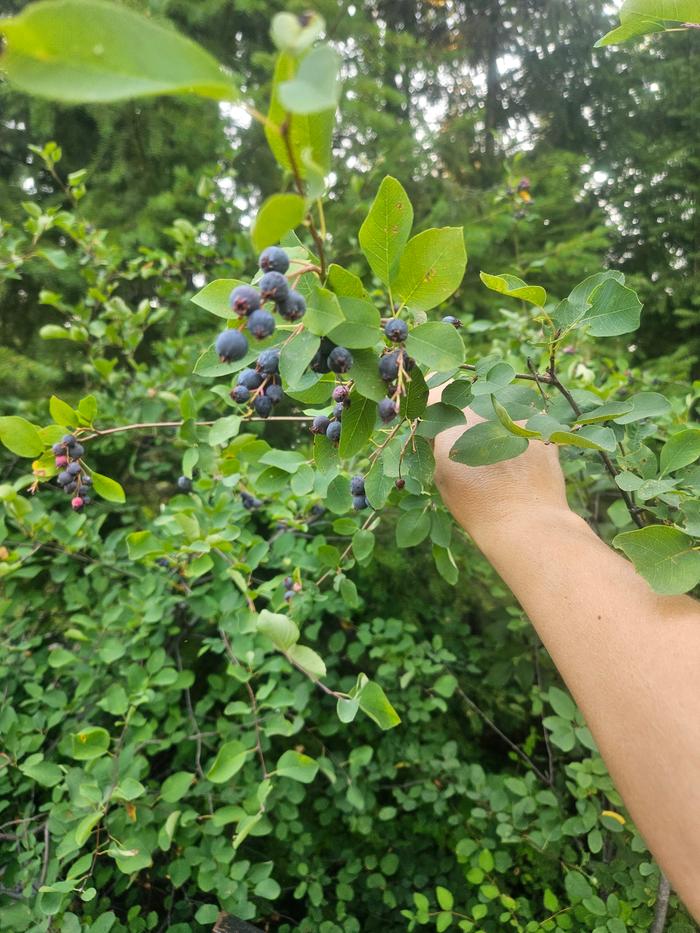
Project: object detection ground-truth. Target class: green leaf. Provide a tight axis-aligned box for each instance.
[89,471,126,503]
[349,348,387,402]
[406,322,465,371]
[352,529,375,562]
[276,749,319,783]
[75,811,102,847]
[191,278,243,320]
[0,0,236,103]
[491,396,542,438]
[613,526,700,595]
[402,436,435,486]
[126,531,163,560]
[549,426,617,452]
[449,421,528,466]
[338,392,377,458]
[582,278,643,336]
[436,886,454,911]
[565,870,593,901]
[613,392,671,424]
[207,415,241,447]
[358,681,401,730]
[659,429,700,475]
[479,271,546,307]
[416,403,466,438]
[471,361,516,397]
[160,771,194,803]
[69,726,110,761]
[337,695,360,723]
[396,509,431,548]
[49,395,77,427]
[326,263,367,299]
[358,176,414,286]
[551,271,624,330]
[400,368,429,420]
[0,416,44,457]
[596,0,700,46]
[574,401,634,425]
[329,297,382,348]
[433,545,458,585]
[304,287,345,336]
[392,227,467,313]
[257,610,300,651]
[549,686,576,721]
[206,741,250,783]
[278,43,341,114]
[18,755,63,788]
[251,193,306,253]
[279,328,320,387]
[287,644,327,680]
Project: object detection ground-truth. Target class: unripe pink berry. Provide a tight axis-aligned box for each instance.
[292,582,302,593]
[55,455,68,467]
[71,497,84,510]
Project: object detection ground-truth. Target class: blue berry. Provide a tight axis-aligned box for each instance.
[259,271,289,303]
[310,415,331,435]
[333,402,345,419]
[259,246,290,274]
[61,434,75,445]
[216,328,249,362]
[327,346,354,374]
[247,310,276,340]
[52,442,64,455]
[254,395,273,418]
[326,420,342,444]
[350,475,365,496]
[332,385,349,403]
[352,495,369,511]
[81,475,92,487]
[384,318,408,342]
[257,348,280,374]
[66,462,81,476]
[265,384,284,404]
[68,442,85,459]
[379,351,400,381]
[237,368,263,390]
[57,470,72,486]
[229,284,261,316]
[278,290,306,321]
[231,385,250,404]
[177,476,192,492]
[241,492,263,510]
[442,315,462,328]
[378,398,398,424]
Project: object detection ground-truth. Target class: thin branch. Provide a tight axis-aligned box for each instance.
[460,363,555,385]
[526,358,549,409]
[280,118,327,276]
[83,415,313,441]
[219,628,270,781]
[651,873,671,933]
[37,822,50,889]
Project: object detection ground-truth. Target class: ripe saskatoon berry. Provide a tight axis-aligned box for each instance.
[327,346,354,374]
[259,246,290,274]
[259,271,289,303]
[284,576,294,589]
[57,470,72,486]
[237,368,264,390]
[257,348,280,374]
[265,384,284,405]
[254,395,274,418]
[395,478,406,490]
[442,315,462,328]
[177,476,192,492]
[241,492,263,510]
[64,481,77,494]
[350,475,365,496]
[69,442,85,459]
[66,461,81,476]
[378,398,398,424]
[52,442,64,455]
[352,495,370,510]
[332,385,349,403]
[326,420,342,444]
[231,385,250,404]
[384,318,408,342]
[333,402,345,419]
[310,338,335,374]
[216,328,249,362]
[55,455,68,468]
[82,475,92,487]
[278,291,306,321]
[71,496,84,511]
[379,351,400,381]
[247,309,276,340]
[62,435,75,445]
[229,284,261,316]
[310,415,331,435]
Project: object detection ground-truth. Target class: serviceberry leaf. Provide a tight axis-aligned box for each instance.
[304,288,345,336]
[280,329,320,386]
[405,322,465,372]
[338,392,377,458]
[49,395,78,428]
[392,227,467,313]
[252,193,306,253]
[450,421,529,466]
[330,298,382,349]
[479,271,546,307]
[491,396,542,438]
[275,750,320,783]
[0,416,44,457]
[400,368,429,420]
[596,0,699,47]
[396,509,431,548]
[90,471,126,504]
[191,279,246,320]
[614,526,700,595]
[206,741,250,783]
[326,263,368,299]
[358,176,414,286]
[582,278,643,336]
[416,403,466,439]
[357,681,401,730]
[659,429,700,475]
[278,44,341,114]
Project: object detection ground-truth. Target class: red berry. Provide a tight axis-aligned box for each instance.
[55,455,68,467]
[71,496,84,510]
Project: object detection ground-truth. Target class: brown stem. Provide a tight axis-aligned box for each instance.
[219,628,269,780]
[83,415,313,441]
[280,117,327,277]
[651,873,671,933]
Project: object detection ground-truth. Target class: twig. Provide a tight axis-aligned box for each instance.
[37,822,50,889]
[83,415,313,441]
[651,873,671,933]
[526,358,549,409]
[219,628,269,781]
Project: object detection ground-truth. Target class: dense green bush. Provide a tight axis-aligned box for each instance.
[0,2,698,931]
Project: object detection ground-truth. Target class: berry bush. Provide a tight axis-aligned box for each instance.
[0,2,698,931]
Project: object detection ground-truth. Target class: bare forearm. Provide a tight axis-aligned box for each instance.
[473,506,700,918]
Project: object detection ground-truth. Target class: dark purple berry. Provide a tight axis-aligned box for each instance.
[68,442,85,459]
[257,348,280,374]
[259,246,290,274]
[284,590,295,602]
[442,315,462,328]
[81,475,92,487]
[254,395,273,418]
[395,478,406,490]
[177,476,192,492]
[379,351,400,381]
[310,339,335,374]
[231,385,250,404]
[384,318,408,342]
[229,284,261,316]
[259,271,289,303]
[52,442,64,455]
[350,475,365,496]
[332,385,349,403]
[310,415,331,435]
[326,420,342,444]
[247,310,276,340]
[284,576,294,589]
[327,346,354,374]
[64,481,77,495]
[265,384,284,405]
[241,492,263,510]
[66,461,81,476]
[333,402,345,419]
[378,398,398,424]
[216,328,249,363]
[237,368,264,390]
[278,291,306,321]
[352,495,370,511]
[62,435,75,445]
[57,470,72,486]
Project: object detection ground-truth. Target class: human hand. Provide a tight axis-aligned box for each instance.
[429,385,571,547]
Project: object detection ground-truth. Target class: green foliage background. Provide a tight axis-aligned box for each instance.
[0,1,698,931]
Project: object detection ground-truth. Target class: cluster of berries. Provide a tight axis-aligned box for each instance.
[241,491,263,510]
[350,474,370,511]
[309,383,351,444]
[53,435,91,510]
[283,575,302,603]
[230,348,283,419]
[215,247,306,365]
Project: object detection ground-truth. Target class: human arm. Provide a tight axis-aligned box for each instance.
[432,401,700,920]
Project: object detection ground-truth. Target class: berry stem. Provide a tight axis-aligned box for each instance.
[83,416,314,440]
